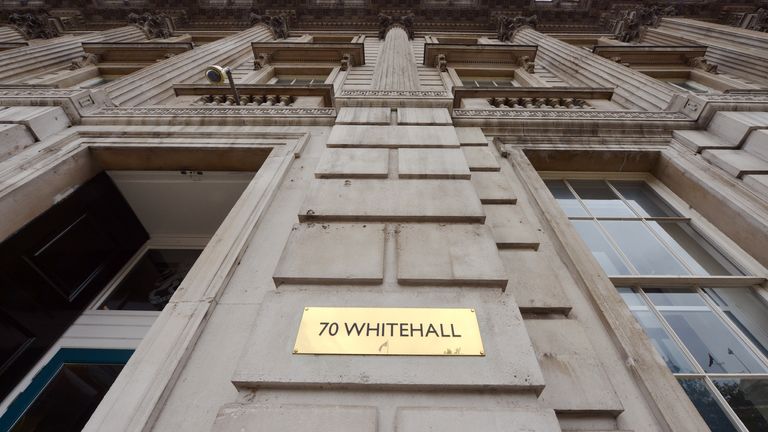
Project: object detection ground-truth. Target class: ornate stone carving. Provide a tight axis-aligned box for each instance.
[128,12,173,39]
[253,52,270,70]
[516,55,535,73]
[611,5,676,43]
[8,12,59,39]
[452,108,689,120]
[489,97,593,110]
[340,53,353,71]
[435,54,447,72]
[249,13,288,39]
[742,8,768,32]
[497,14,537,43]
[340,90,450,97]
[378,13,415,39]
[687,56,718,73]
[69,53,99,70]
[91,106,336,117]
[194,94,296,106]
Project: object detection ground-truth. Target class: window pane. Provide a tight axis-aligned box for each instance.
[544,180,588,217]
[617,287,645,307]
[645,288,709,308]
[600,221,689,275]
[648,222,742,276]
[101,249,202,311]
[610,180,678,217]
[10,363,123,432]
[706,288,768,358]
[633,310,698,373]
[713,378,768,431]
[568,180,635,217]
[572,220,631,275]
[661,309,768,373]
[677,379,739,432]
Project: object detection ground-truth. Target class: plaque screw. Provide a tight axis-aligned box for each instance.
[471,309,475,313]
[293,349,298,353]
[305,307,309,311]
[480,351,485,355]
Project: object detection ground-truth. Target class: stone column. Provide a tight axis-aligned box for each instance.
[513,27,676,111]
[0,26,26,43]
[642,18,768,87]
[373,26,420,90]
[0,26,147,84]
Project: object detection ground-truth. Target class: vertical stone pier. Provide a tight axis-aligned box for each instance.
[373,26,420,90]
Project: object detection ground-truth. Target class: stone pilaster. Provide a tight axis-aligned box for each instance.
[373,26,420,91]
[642,17,768,86]
[104,24,274,106]
[0,25,26,43]
[0,26,147,84]
[513,27,676,111]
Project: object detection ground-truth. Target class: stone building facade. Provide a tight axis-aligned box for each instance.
[0,1,767,431]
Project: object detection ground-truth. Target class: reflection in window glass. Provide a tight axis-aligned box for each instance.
[544,180,587,217]
[713,378,768,431]
[645,289,709,308]
[600,221,689,275]
[706,288,768,358]
[10,363,123,432]
[572,220,631,275]
[610,180,677,217]
[633,310,698,373]
[568,180,635,217]
[661,310,767,374]
[648,222,741,276]
[678,379,739,432]
[101,249,202,311]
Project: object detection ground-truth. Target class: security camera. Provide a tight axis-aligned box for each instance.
[204,65,229,84]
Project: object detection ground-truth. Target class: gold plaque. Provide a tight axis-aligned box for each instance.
[293,307,484,356]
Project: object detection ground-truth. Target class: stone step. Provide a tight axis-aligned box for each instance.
[0,123,35,161]
[742,129,768,162]
[673,130,734,153]
[462,146,500,171]
[398,148,470,179]
[743,174,768,199]
[701,149,768,178]
[299,179,485,223]
[707,111,768,147]
[327,125,459,148]
[0,106,69,140]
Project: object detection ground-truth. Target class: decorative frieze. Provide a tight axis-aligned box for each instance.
[340,90,450,97]
[452,109,689,120]
[89,106,336,117]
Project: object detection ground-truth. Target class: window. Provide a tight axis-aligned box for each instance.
[461,78,517,88]
[99,248,203,311]
[271,76,326,85]
[545,176,768,431]
[667,80,713,94]
[0,348,132,432]
[544,179,741,276]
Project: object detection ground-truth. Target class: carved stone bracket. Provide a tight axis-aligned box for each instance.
[69,53,99,70]
[340,53,353,71]
[253,52,270,70]
[497,14,537,43]
[249,13,289,39]
[378,13,415,39]
[8,12,60,39]
[435,54,447,72]
[517,55,535,73]
[741,8,768,32]
[128,12,173,39]
[687,56,718,73]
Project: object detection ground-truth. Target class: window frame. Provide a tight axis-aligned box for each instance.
[541,170,768,432]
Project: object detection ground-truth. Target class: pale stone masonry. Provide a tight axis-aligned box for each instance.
[1,3,768,432]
